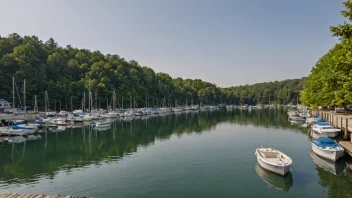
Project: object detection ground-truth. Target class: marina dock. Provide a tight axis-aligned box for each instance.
[0,193,88,198]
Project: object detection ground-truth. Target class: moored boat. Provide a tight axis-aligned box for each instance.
[311,137,344,161]
[255,148,292,176]
[311,122,340,137]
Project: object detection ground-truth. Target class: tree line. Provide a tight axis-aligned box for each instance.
[0,33,304,110]
[301,0,352,109]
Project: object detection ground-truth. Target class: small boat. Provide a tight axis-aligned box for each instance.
[73,116,85,122]
[311,137,344,161]
[310,151,345,175]
[83,114,94,121]
[289,115,305,121]
[311,122,340,137]
[92,121,110,128]
[255,163,293,191]
[255,148,292,176]
[0,128,30,136]
[56,120,68,125]
[306,117,324,125]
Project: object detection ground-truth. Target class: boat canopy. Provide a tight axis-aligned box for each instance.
[313,137,339,149]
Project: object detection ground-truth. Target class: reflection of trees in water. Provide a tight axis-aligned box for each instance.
[316,165,352,198]
[0,109,301,184]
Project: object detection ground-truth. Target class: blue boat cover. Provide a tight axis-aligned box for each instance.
[13,120,25,125]
[316,117,324,121]
[313,137,339,149]
[316,121,330,126]
[12,125,28,130]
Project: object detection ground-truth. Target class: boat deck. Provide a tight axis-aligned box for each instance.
[0,193,87,198]
[264,158,288,165]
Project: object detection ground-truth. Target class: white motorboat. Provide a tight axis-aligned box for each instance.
[311,137,344,161]
[56,120,68,125]
[311,122,340,137]
[0,128,31,136]
[306,117,324,125]
[310,151,345,175]
[255,148,292,176]
[289,115,305,121]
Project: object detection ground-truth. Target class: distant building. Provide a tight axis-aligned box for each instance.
[0,99,12,113]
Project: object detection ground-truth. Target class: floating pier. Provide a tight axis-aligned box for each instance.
[0,193,88,198]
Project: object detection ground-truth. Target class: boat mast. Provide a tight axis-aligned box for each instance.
[45,91,47,118]
[95,89,97,110]
[34,95,38,112]
[122,96,124,109]
[24,79,26,120]
[89,83,91,113]
[83,91,85,113]
[12,77,15,121]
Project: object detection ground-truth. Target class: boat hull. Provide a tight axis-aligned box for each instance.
[311,143,344,161]
[255,149,291,176]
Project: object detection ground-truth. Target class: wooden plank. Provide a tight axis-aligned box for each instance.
[3,194,15,198]
[32,194,44,198]
[339,141,352,157]
[6,193,19,198]
[16,194,28,198]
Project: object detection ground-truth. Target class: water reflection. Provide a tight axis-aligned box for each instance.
[1,108,352,198]
[0,109,293,185]
[310,151,346,175]
[255,163,293,192]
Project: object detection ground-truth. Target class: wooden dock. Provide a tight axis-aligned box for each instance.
[0,194,88,198]
[339,141,352,157]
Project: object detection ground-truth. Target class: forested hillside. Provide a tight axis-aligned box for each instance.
[301,1,352,108]
[0,33,304,110]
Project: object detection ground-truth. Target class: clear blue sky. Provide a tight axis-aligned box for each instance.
[0,0,345,87]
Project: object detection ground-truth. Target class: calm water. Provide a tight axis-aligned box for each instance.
[1,109,352,198]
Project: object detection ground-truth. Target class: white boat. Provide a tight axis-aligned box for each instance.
[56,120,68,125]
[0,128,30,136]
[83,114,94,121]
[310,151,345,175]
[306,117,324,125]
[311,122,340,137]
[73,116,85,122]
[311,137,344,161]
[255,148,292,176]
[73,109,83,115]
[289,115,305,121]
